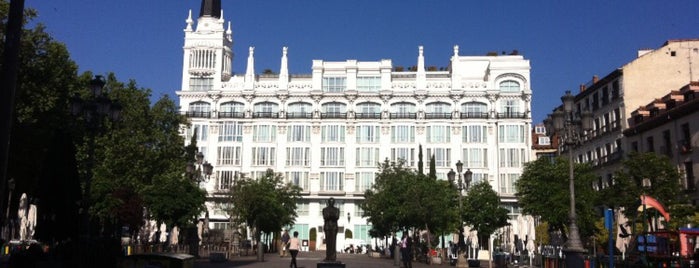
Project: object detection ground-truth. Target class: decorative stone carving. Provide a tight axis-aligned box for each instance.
[278,125,287,135]
[381,126,390,135]
[346,125,355,135]
[452,126,461,135]
[416,126,425,135]
[243,125,252,134]
[312,124,321,134]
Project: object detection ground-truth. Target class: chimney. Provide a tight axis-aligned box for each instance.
[579,84,586,92]
[592,75,599,84]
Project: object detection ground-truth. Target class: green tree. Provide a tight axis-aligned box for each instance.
[516,156,598,243]
[227,169,301,261]
[600,152,687,229]
[462,181,510,250]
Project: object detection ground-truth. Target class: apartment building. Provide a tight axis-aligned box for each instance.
[624,82,699,205]
[176,0,533,245]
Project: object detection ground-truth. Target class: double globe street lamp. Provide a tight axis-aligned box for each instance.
[545,90,592,268]
[184,149,212,257]
[448,160,473,267]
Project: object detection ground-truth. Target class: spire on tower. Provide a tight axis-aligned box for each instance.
[417,46,426,89]
[199,0,221,18]
[245,47,256,88]
[185,9,193,31]
[226,21,233,41]
[280,47,289,86]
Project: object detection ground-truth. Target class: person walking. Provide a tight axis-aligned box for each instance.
[401,233,412,268]
[288,231,300,268]
[280,229,290,257]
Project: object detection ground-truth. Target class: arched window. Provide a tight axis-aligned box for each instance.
[499,80,521,92]
[425,102,452,119]
[253,102,279,118]
[288,102,313,119]
[188,101,211,118]
[460,102,488,118]
[219,101,245,118]
[390,102,416,119]
[321,102,347,119]
[356,102,381,119]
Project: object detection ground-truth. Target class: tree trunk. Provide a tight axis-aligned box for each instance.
[256,232,264,261]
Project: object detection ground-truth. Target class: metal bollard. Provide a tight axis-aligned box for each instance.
[394,245,400,266]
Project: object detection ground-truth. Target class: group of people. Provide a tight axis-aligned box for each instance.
[280,229,300,268]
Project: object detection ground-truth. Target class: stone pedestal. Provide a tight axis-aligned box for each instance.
[456,252,468,268]
[562,248,585,268]
[317,261,345,268]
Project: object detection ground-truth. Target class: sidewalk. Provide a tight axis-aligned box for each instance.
[193,251,511,268]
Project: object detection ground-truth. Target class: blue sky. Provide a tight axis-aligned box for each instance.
[25,0,699,123]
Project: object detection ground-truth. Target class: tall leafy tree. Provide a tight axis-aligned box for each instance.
[462,181,510,250]
[599,152,688,228]
[227,169,301,261]
[417,144,424,174]
[516,156,598,242]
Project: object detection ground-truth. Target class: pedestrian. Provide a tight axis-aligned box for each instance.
[281,229,290,257]
[401,233,412,268]
[288,231,300,268]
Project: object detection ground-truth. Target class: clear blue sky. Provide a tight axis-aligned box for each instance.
[25,0,699,123]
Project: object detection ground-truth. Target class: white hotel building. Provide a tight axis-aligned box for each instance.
[177,0,532,245]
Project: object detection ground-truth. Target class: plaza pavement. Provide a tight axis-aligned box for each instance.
[193,250,509,268]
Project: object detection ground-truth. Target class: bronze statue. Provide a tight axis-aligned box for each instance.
[322,197,340,262]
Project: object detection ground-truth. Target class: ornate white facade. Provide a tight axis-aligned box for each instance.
[176,2,532,245]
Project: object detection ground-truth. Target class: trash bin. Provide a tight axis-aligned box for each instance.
[494,253,507,268]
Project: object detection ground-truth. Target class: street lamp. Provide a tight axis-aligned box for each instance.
[184,148,213,257]
[547,90,593,268]
[3,177,14,241]
[70,75,122,240]
[448,160,473,268]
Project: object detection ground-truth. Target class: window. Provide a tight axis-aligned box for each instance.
[500,99,521,114]
[287,102,313,118]
[189,101,211,113]
[253,102,279,118]
[391,126,415,143]
[219,122,243,142]
[356,102,381,113]
[356,147,380,167]
[462,125,487,143]
[685,161,695,190]
[462,148,488,168]
[189,77,213,91]
[611,81,620,100]
[286,147,310,166]
[499,173,520,194]
[322,77,346,92]
[216,170,235,190]
[286,171,309,191]
[320,172,344,191]
[321,125,346,142]
[191,124,208,141]
[426,148,451,167]
[662,130,672,156]
[353,224,372,245]
[287,125,311,142]
[217,146,241,165]
[499,148,525,168]
[219,102,245,118]
[461,102,488,117]
[538,137,551,145]
[355,172,375,193]
[498,125,525,143]
[253,125,277,142]
[322,102,347,113]
[534,125,546,134]
[321,147,345,166]
[356,76,381,91]
[251,147,276,166]
[499,80,520,92]
[631,141,639,152]
[356,125,380,143]
[391,148,415,166]
[427,125,451,143]
[296,201,310,216]
[646,136,655,152]
[391,102,416,113]
[426,102,451,113]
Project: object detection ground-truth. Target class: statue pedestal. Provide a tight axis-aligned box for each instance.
[317,261,345,268]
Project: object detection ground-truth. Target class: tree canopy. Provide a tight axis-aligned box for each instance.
[462,181,510,249]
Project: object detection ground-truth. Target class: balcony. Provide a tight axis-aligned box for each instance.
[460,112,489,119]
[497,112,526,119]
[320,112,347,119]
[424,112,452,119]
[679,140,693,154]
[253,112,279,119]
[390,113,417,119]
[218,111,245,119]
[286,112,313,119]
[184,111,212,118]
[354,112,382,119]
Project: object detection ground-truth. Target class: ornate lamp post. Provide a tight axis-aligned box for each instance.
[3,177,14,241]
[70,75,122,240]
[547,90,592,268]
[184,149,212,257]
[448,160,473,268]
